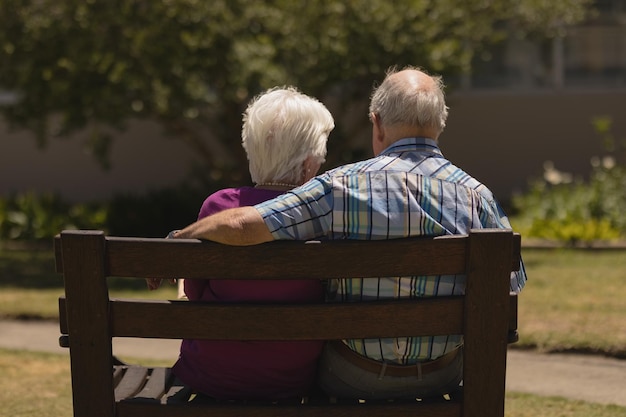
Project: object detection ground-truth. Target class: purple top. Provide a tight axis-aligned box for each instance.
[172,186,324,400]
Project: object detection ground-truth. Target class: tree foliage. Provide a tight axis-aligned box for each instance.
[0,0,593,181]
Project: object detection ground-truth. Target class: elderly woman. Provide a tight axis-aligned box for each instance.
[171,87,334,401]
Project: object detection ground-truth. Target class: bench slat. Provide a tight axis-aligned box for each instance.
[104,236,468,279]
[162,377,193,405]
[109,297,464,340]
[58,294,519,341]
[54,232,521,278]
[129,367,171,403]
[115,366,150,402]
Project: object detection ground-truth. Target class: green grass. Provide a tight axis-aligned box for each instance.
[517,248,626,357]
[505,392,626,417]
[0,349,73,417]
[1,349,625,417]
[0,348,174,417]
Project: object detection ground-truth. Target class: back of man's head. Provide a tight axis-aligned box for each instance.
[369,66,448,137]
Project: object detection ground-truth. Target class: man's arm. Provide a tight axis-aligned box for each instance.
[173,206,274,245]
[147,207,271,290]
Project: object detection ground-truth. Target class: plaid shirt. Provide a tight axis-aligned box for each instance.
[255,137,527,363]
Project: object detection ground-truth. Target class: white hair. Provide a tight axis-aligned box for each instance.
[369,66,448,134]
[242,86,334,185]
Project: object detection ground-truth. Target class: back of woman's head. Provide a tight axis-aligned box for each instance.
[242,86,334,185]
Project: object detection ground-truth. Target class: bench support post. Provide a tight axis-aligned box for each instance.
[61,230,115,417]
[462,229,513,417]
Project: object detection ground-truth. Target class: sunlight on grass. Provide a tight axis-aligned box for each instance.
[0,349,72,417]
[0,349,172,417]
[0,288,64,319]
[518,249,626,356]
[506,392,626,417]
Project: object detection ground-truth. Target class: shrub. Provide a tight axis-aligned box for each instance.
[0,192,107,241]
[511,117,626,243]
[0,182,215,242]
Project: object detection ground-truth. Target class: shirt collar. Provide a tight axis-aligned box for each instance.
[380,137,443,157]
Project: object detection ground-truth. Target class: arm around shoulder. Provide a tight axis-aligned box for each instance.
[174,206,274,246]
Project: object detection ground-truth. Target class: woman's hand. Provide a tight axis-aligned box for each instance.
[145,229,182,290]
[146,277,177,290]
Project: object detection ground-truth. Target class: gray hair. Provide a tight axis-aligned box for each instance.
[369,66,448,134]
[242,86,334,185]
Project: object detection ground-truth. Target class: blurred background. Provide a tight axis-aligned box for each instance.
[0,0,624,241]
[0,3,625,416]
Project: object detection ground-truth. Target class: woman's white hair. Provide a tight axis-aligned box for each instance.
[369,66,448,134]
[242,86,334,185]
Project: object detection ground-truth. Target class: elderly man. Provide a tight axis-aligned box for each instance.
[171,66,527,399]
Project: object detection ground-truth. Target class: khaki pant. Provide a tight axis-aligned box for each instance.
[317,343,463,400]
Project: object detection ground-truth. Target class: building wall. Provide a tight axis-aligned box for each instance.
[1,89,624,203]
[442,89,626,200]
[0,119,201,202]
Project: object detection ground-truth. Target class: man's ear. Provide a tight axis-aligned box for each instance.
[371,113,384,142]
[371,112,386,153]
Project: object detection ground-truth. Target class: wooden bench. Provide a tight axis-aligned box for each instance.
[55,228,521,417]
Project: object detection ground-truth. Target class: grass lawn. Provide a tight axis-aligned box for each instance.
[506,392,626,417]
[1,349,625,417]
[518,248,626,357]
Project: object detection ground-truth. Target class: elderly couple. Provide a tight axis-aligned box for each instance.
[148,66,527,402]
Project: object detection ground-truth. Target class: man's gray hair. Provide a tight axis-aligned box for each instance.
[242,86,334,185]
[369,66,448,134]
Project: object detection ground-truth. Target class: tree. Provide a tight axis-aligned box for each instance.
[0,0,593,181]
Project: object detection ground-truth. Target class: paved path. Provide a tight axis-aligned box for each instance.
[1,320,624,407]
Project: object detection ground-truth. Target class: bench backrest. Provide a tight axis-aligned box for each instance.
[55,228,520,417]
